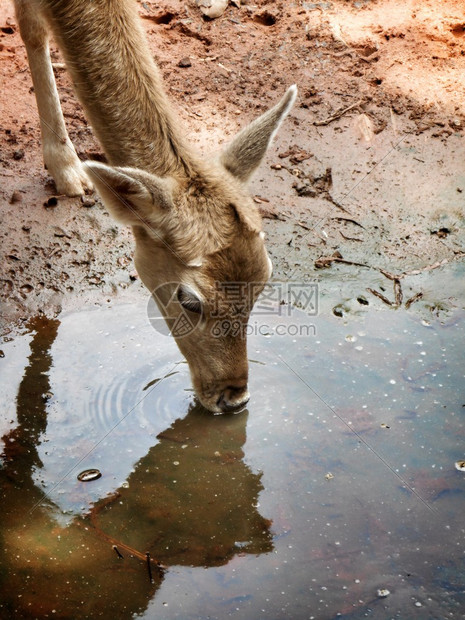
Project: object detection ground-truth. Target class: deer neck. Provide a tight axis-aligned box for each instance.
[43,0,195,177]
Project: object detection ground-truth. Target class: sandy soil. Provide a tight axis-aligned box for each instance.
[1,0,464,325]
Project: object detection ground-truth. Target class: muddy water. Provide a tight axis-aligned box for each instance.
[1,292,464,618]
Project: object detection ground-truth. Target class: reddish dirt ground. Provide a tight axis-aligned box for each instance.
[1,0,464,323]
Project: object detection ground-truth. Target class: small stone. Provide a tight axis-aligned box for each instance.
[77,469,102,482]
[44,196,58,207]
[81,196,96,208]
[178,57,192,68]
[377,588,390,598]
[9,190,22,204]
[197,0,228,19]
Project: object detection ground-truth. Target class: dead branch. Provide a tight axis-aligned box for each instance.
[394,279,403,305]
[405,292,423,309]
[314,100,363,126]
[331,217,365,229]
[367,288,392,306]
[340,231,363,242]
[315,255,370,269]
[83,491,166,569]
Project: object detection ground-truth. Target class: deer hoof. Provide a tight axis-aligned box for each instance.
[44,143,94,196]
[52,165,94,197]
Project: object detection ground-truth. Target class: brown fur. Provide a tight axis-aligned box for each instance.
[15,0,297,412]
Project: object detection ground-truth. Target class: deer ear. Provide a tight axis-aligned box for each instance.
[220,85,297,183]
[83,162,175,227]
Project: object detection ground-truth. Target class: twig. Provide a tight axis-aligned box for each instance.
[394,279,403,306]
[314,99,363,126]
[399,255,464,278]
[146,552,154,583]
[379,268,398,281]
[367,288,392,306]
[405,292,423,309]
[331,217,365,229]
[113,545,124,559]
[324,192,351,213]
[84,491,166,569]
[340,231,363,242]
[253,195,270,204]
[315,256,371,269]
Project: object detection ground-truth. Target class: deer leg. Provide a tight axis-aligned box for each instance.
[14,0,92,196]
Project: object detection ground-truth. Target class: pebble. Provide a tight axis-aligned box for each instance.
[77,469,102,482]
[43,196,59,208]
[81,196,96,208]
[377,588,390,598]
[197,0,228,19]
[9,190,22,204]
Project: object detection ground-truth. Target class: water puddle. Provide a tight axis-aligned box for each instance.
[1,292,464,618]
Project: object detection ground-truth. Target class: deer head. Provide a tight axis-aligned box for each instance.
[85,86,297,413]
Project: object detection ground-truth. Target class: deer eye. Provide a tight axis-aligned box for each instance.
[177,284,203,314]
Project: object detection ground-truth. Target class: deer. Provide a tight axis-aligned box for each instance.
[14,0,297,413]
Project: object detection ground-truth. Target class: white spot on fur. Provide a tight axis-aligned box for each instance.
[269,84,298,145]
[187,258,203,268]
[267,255,273,277]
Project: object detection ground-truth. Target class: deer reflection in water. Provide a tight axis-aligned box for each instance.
[0,318,272,619]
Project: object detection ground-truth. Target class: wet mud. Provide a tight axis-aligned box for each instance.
[1,0,464,321]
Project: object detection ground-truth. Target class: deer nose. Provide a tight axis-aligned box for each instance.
[216,385,250,413]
